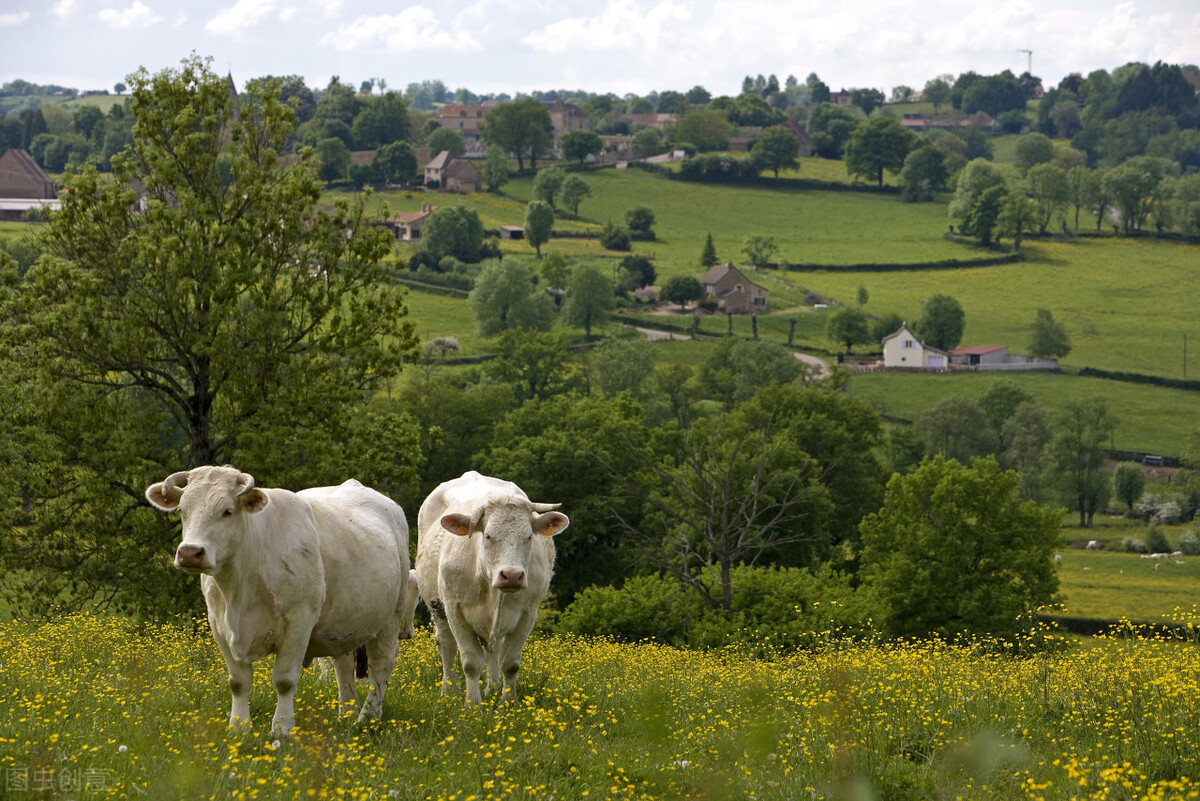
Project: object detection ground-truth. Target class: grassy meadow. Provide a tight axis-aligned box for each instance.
[1054,546,1200,623]
[844,370,1198,456]
[5,613,1200,800]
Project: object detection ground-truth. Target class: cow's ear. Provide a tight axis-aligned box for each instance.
[240,489,269,514]
[145,482,181,511]
[441,513,473,536]
[534,511,569,537]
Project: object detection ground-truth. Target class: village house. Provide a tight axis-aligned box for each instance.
[436,105,490,149]
[0,148,59,221]
[881,322,949,369]
[545,98,590,152]
[424,151,481,192]
[383,204,437,241]
[700,262,768,314]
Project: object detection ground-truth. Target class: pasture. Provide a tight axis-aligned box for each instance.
[4,613,1200,800]
[1054,546,1200,623]
[844,369,1198,457]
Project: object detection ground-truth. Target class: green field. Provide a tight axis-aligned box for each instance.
[845,370,1198,456]
[1054,546,1200,623]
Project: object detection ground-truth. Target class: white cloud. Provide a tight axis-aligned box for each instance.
[521,0,691,53]
[0,12,32,26]
[51,0,77,20]
[205,0,279,36]
[319,7,483,53]
[97,2,163,29]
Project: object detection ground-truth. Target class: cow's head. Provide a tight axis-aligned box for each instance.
[441,499,568,592]
[145,466,269,574]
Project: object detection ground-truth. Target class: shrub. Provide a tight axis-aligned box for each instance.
[1122,536,1147,554]
[1154,501,1183,526]
[599,221,632,251]
[1179,529,1200,556]
[1145,525,1171,554]
[557,564,880,656]
[1135,492,1159,522]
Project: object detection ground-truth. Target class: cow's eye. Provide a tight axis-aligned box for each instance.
[484,533,493,542]
[221,509,233,519]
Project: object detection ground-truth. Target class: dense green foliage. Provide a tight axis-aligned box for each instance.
[861,456,1061,638]
[0,57,421,617]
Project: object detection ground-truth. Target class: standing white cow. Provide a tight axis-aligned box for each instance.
[415,471,568,704]
[146,466,411,734]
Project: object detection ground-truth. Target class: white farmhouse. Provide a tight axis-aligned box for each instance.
[881,323,949,370]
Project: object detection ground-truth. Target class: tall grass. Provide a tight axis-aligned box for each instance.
[4,613,1200,799]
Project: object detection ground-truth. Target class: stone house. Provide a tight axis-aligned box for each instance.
[700,262,768,314]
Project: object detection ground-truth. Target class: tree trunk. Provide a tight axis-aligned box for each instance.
[720,559,732,612]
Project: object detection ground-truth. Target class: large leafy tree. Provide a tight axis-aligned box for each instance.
[613,401,834,612]
[914,293,966,351]
[561,129,603,164]
[860,456,1060,639]
[1029,308,1071,359]
[749,125,800,179]
[467,258,554,337]
[557,174,591,217]
[807,102,860,159]
[421,205,486,263]
[479,98,553,171]
[918,396,999,464]
[844,116,915,186]
[671,109,733,152]
[562,264,612,338]
[524,200,554,258]
[825,306,871,354]
[351,91,411,149]
[531,165,566,209]
[900,144,948,202]
[1047,397,1118,527]
[0,56,421,617]
[481,393,645,599]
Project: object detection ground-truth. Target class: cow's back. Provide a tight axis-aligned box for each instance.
[298,480,409,657]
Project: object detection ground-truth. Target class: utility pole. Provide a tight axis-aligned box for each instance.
[1017,49,1033,74]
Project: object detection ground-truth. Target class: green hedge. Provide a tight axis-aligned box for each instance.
[781,252,1026,272]
[556,564,881,656]
[1077,366,1200,393]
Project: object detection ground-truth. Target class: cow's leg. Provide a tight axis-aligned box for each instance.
[445,604,485,705]
[358,619,401,723]
[429,599,458,693]
[331,653,358,712]
[226,658,254,729]
[210,626,253,729]
[485,648,500,698]
[269,638,308,735]
[399,569,419,641]
[496,612,537,702]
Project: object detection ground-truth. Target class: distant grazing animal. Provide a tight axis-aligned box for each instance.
[1054,554,1063,564]
[146,466,411,734]
[414,471,568,704]
[1086,540,1100,550]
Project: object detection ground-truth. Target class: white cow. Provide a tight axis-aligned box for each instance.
[146,466,411,734]
[415,471,568,704]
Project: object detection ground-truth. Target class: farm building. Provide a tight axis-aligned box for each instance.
[0,148,59,220]
[700,262,768,314]
[881,323,949,369]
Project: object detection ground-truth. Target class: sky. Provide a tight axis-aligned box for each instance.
[2,0,1199,100]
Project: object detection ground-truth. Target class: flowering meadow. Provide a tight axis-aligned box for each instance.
[2,614,1200,800]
